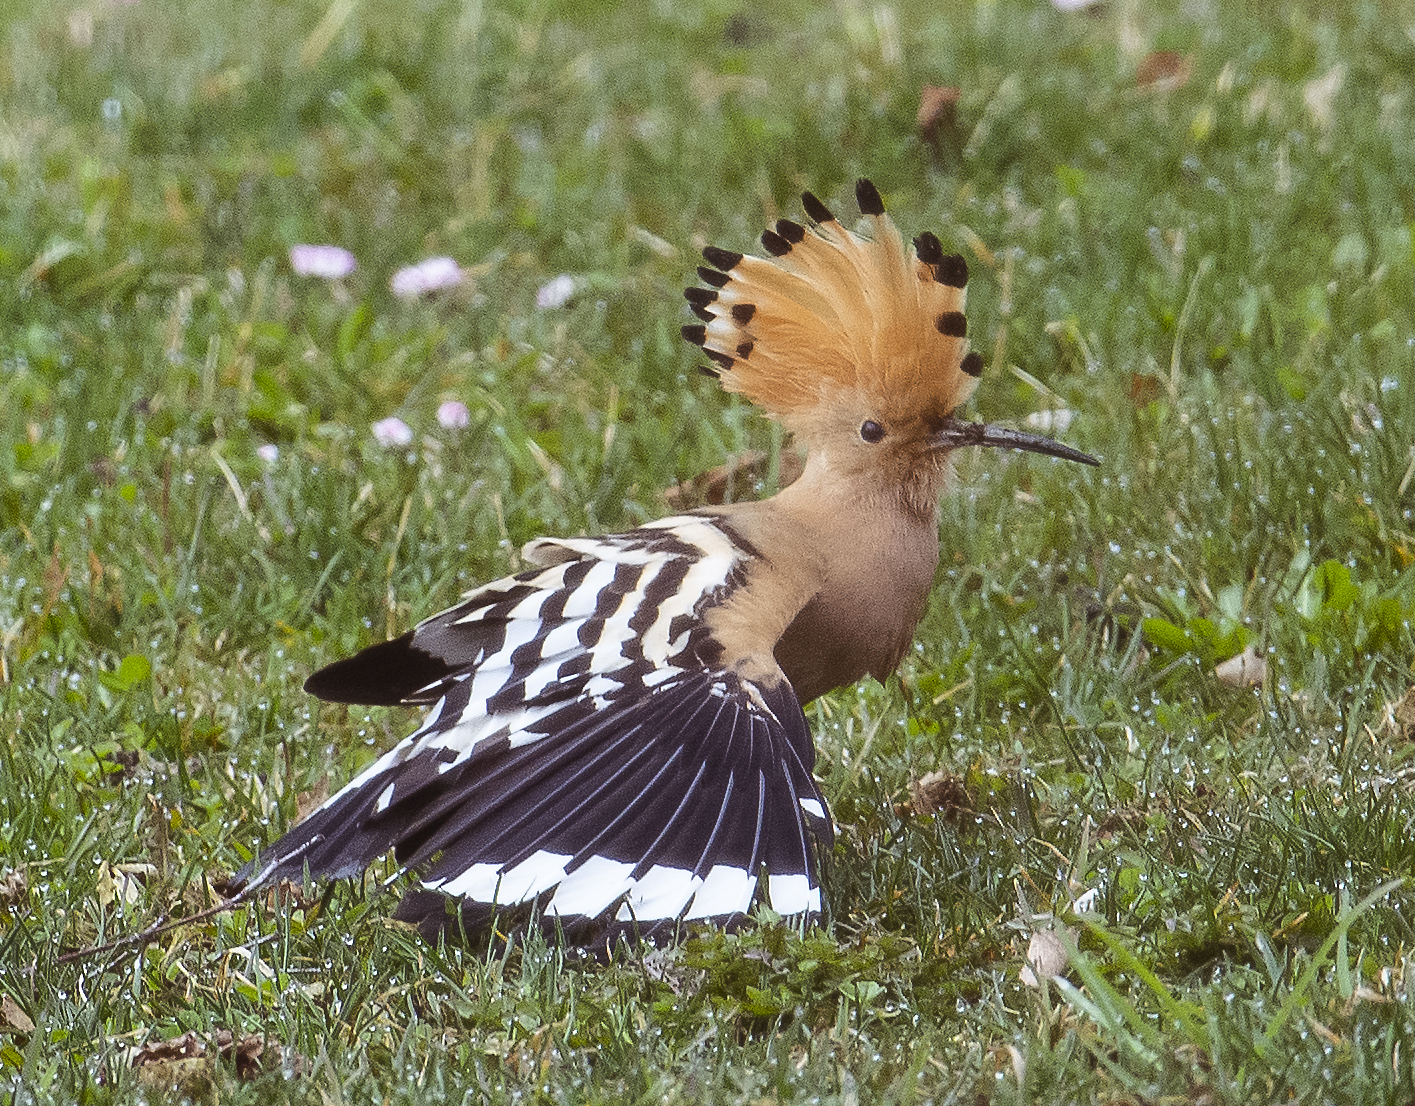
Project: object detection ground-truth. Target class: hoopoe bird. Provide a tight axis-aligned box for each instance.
[236,180,1097,945]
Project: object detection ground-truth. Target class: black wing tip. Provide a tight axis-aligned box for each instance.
[855,178,885,216]
[304,631,448,706]
[774,218,806,245]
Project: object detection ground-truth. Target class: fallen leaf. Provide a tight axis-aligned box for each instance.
[0,868,27,907]
[1020,928,1071,987]
[1125,372,1165,406]
[131,1031,213,1097]
[901,771,973,824]
[1,994,35,1034]
[132,1032,205,1066]
[917,84,961,155]
[1215,645,1266,688]
[1388,685,1415,742]
[214,1029,311,1079]
[1136,51,1193,91]
[128,1029,309,1086]
[295,775,329,822]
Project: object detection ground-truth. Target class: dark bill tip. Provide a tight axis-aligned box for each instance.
[930,419,1099,466]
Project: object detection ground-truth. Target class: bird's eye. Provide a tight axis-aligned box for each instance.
[859,420,886,443]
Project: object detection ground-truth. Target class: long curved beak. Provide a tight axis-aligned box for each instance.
[929,419,1100,466]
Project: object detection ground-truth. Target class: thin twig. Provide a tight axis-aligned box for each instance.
[52,837,322,967]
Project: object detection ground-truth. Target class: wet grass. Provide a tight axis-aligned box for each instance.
[3,0,1415,1101]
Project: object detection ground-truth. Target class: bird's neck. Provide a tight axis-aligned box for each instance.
[708,449,945,703]
[771,446,947,530]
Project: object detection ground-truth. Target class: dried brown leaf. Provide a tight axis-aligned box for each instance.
[129,1029,309,1086]
[1136,51,1193,91]
[1,994,35,1034]
[917,84,961,154]
[295,775,329,822]
[1125,373,1165,406]
[1390,685,1415,743]
[0,868,27,907]
[901,771,973,825]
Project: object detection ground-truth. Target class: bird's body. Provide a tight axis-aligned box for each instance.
[237,181,1096,945]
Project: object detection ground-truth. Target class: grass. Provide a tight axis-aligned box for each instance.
[3,0,1415,1100]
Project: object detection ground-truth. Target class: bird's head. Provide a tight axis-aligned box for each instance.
[682,180,1096,514]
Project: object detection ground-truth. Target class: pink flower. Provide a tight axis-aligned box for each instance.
[289,244,357,279]
[371,416,414,447]
[256,443,280,463]
[536,274,576,309]
[390,256,463,298]
[437,400,471,430]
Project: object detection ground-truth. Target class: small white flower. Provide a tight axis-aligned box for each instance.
[1071,887,1099,914]
[536,274,577,309]
[256,443,280,463]
[371,416,414,447]
[390,256,463,298]
[289,244,357,279]
[437,400,471,430]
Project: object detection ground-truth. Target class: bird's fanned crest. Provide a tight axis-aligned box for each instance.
[683,179,982,428]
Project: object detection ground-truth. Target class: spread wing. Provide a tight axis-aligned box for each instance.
[238,514,833,943]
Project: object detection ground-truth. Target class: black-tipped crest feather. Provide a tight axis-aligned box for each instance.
[702,246,743,271]
[855,179,885,216]
[800,191,835,224]
[679,179,986,424]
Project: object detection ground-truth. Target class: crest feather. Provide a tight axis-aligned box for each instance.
[682,180,981,427]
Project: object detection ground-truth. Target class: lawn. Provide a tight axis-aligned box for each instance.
[3,0,1415,1101]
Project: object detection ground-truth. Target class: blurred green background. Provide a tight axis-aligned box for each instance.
[3,0,1415,1100]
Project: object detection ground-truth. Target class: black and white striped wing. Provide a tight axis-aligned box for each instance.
[240,514,832,940]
